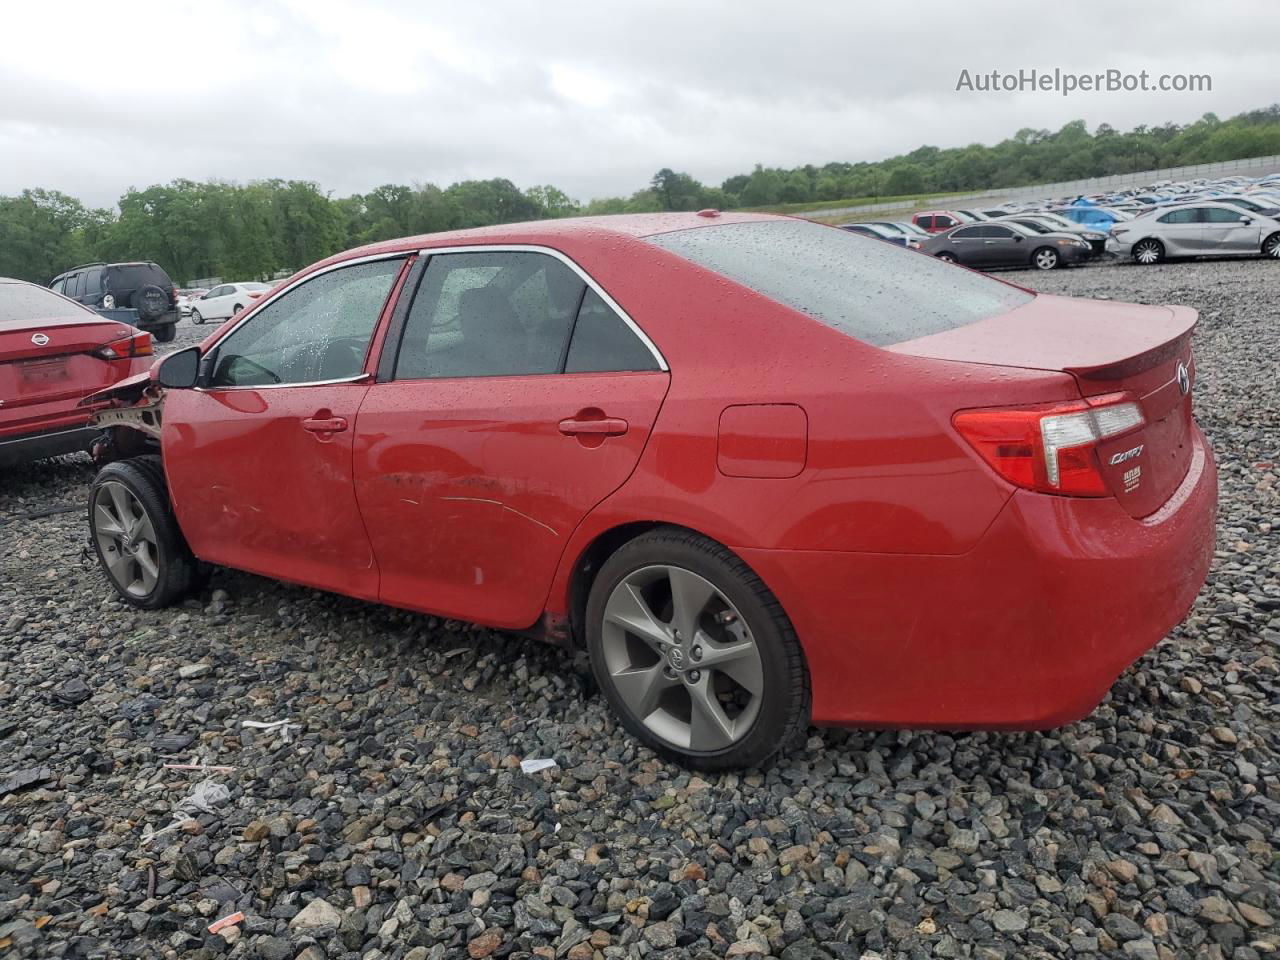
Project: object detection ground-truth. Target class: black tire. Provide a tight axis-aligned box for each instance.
[1262,232,1280,259]
[935,252,958,263]
[232,304,243,317]
[1133,238,1164,265]
[585,527,810,770]
[88,456,199,609]
[132,284,169,322]
[192,309,204,325]
[152,324,176,343]
[1032,246,1060,270]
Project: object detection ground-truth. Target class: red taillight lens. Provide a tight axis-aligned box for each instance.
[170,286,178,305]
[94,331,153,361]
[953,393,1144,497]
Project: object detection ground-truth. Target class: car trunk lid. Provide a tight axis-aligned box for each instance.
[0,316,135,421]
[889,293,1197,518]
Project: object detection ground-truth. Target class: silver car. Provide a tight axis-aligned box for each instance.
[1108,201,1280,264]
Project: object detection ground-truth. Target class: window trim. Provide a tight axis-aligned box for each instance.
[383,244,669,380]
[198,252,410,392]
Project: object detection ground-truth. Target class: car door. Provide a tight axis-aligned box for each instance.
[1153,208,1202,254]
[201,285,231,319]
[943,226,985,265]
[1200,206,1260,253]
[980,225,1022,266]
[354,248,671,629]
[162,256,409,599]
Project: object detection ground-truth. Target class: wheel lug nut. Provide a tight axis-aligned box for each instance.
[691,646,703,661]
[687,670,701,683]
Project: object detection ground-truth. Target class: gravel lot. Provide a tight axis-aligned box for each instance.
[2,260,1277,960]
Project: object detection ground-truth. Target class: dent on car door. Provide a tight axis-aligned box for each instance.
[1201,207,1258,252]
[354,249,671,629]
[163,257,408,597]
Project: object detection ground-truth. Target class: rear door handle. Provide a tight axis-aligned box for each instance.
[302,415,348,434]
[558,416,628,436]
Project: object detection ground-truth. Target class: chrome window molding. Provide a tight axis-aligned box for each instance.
[197,243,669,390]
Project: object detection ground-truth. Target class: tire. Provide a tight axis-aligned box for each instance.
[89,456,199,609]
[192,309,203,325]
[132,284,169,322]
[1263,232,1280,259]
[935,252,957,263]
[152,324,176,343]
[1133,238,1164,265]
[1032,246,1060,270]
[585,527,810,770]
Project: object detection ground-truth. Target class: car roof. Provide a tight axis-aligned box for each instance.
[308,211,784,271]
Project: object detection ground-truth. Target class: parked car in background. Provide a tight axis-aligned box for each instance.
[49,261,179,342]
[954,209,990,222]
[177,289,209,317]
[1054,206,1132,229]
[912,210,966,233]
[838,222,917,247]
[922,221,1091,270]
[1215,196,1280,219]
[83,212,1216,768]
[866,221,931,242]
[997,214,1108,257]
[1107,202,1280,264]
[190,282,273,324]
[1,278,153,466]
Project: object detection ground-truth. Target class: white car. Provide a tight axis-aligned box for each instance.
[190,282,272,324]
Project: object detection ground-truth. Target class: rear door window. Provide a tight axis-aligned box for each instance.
[647,219,1034,347]
[83,267,103,299]
[393,251,585,379]
[1202,207,1244,222]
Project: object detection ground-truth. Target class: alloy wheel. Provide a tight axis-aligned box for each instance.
[1264,234,1280,258]
[93,480,161,598]
[1034,249,1058,270]
[1135,241,1161,264]
[600,564,764,752]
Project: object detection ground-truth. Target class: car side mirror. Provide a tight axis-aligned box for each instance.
[1240,216,1252,224]
[1013,235,1024,242]
[156,346,201,388]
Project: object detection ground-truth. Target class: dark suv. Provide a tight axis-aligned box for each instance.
[50,262,179,342]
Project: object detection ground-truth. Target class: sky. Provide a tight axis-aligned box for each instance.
[1,0,1277,209]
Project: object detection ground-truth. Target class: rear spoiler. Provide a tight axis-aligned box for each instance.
[1064,305,1197,382]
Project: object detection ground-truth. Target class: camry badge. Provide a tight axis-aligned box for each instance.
[1176,361,1190,396]
[31,333,49,346]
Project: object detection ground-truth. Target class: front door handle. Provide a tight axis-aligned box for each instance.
[558,416,628,437]
[302,414,348,434]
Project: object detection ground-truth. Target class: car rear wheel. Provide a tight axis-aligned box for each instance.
[89,456,200,609]
[1133,239,1164,265]
[1263,232,1280,259]
[1032,247,1059,270]
[935,252,957,263]
[586,528,810,770]
[192,309,203,324]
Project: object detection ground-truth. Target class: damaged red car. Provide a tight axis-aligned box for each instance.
[83,213,1217,769]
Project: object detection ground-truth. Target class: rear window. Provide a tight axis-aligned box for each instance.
[646,220,1034,347]
[2,282,92,321]
[106,263,171,293]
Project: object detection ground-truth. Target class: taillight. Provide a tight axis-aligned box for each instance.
[94,330,153,361]
[953,393,1144,496]
[170,286,178,305]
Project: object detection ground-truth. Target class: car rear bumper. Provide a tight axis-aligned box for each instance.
[740,424,1217,729]
[0,424,97,467]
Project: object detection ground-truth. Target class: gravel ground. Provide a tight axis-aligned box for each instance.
[1,262,1277,960]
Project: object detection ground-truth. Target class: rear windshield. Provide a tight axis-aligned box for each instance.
[1,282,91,321]
[107,263,171,292]
[647,220,1033,346]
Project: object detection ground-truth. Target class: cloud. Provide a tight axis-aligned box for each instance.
[0,0,1274,208]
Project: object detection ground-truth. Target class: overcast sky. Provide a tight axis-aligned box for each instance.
[2,0,1277,209]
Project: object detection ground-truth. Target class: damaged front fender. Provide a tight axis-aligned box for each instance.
[84,372,166,462]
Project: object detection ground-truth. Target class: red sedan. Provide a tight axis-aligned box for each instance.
[1,278,153,467]
[83,213,1217,769]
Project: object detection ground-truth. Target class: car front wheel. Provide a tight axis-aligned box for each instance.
[586,528,810,770]
[1033,247,1059,270]
[89,457,200,609]
[1133,239,1164,265]
[192,309,203,324]
[1263,232,1280,259]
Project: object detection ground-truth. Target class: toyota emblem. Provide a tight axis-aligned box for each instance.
[1176,361,1190,396]
[31,333,49,346]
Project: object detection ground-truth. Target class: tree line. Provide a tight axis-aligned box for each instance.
[2,104,1277,286]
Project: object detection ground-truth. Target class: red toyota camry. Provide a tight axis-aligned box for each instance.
[83,213,1217,769]
[1,278,153,467]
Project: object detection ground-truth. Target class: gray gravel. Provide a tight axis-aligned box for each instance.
[1,263,1277,959]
